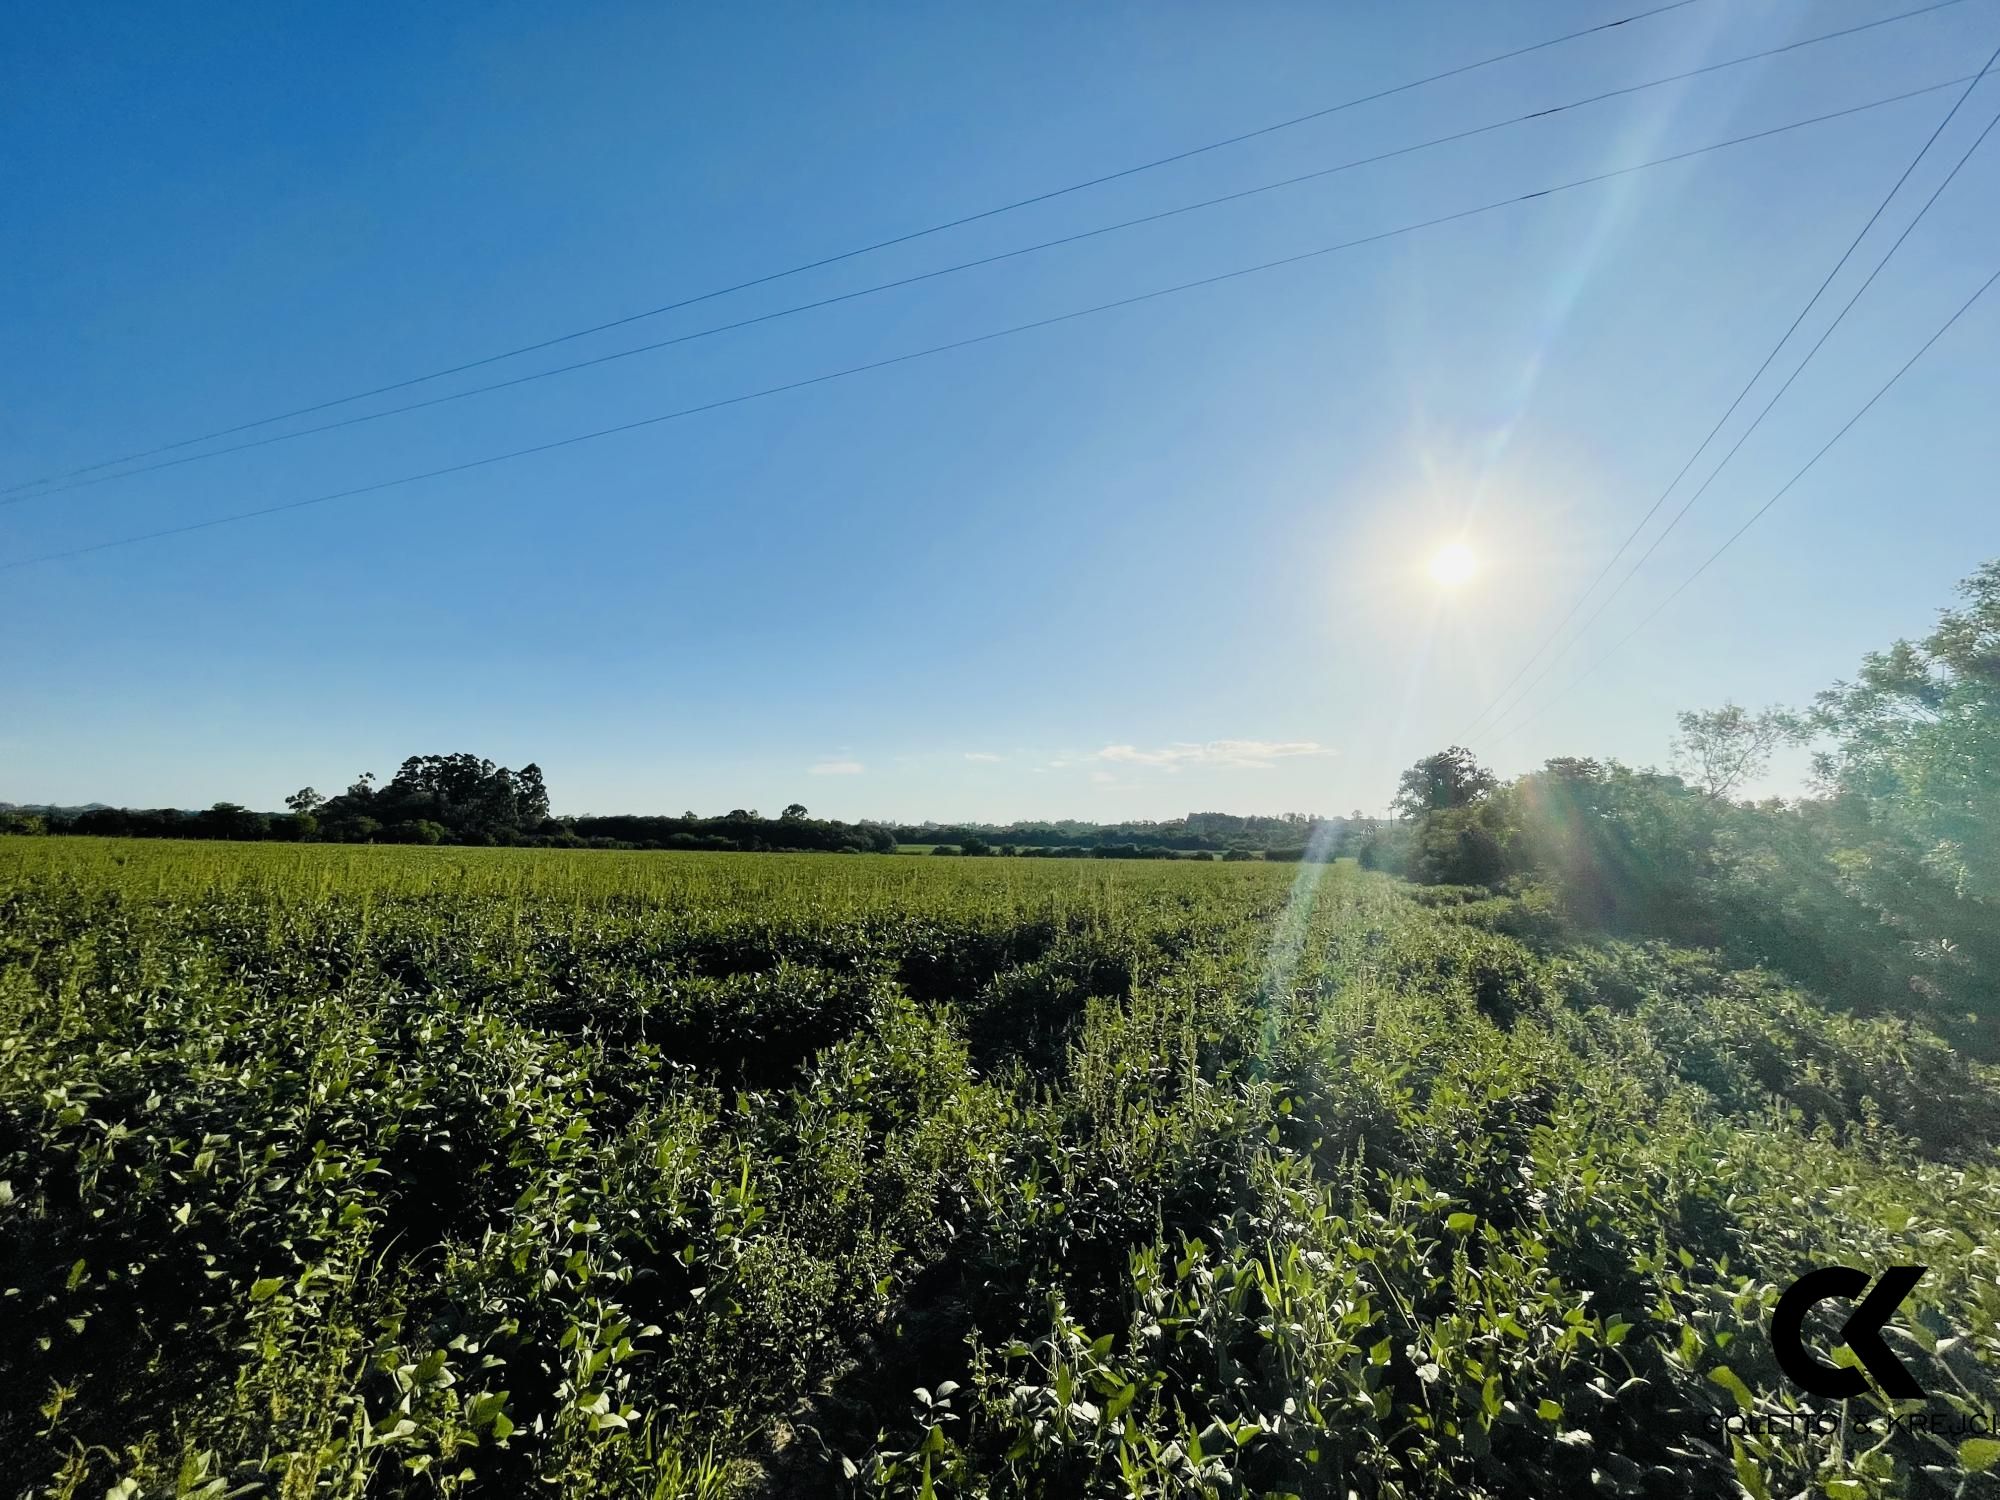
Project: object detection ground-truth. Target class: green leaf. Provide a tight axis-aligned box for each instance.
[250,1277,285,1302]
[1708,1365,1754,1413]
[1729,1438,1771,1500]
[1446,1212,1477,1234]
[1961,1438,2000,1474]
[1537,1399,1562,1422]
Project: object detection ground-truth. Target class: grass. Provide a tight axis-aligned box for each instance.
[2,836,1996,1498]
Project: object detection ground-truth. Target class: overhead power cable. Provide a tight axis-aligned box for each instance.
[1459,38,2000,742]
[1483,89,2000,738]
[4,0,1967,509]
[1,71,1974,575]
[1485,262,1999,751]
[0,0,1717,498]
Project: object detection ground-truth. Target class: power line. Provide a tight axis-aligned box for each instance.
[0,0,1716,499]
[1486,262,1999,751]
[1530,100,1999,678]
[6,0,1967,510]
[1458,37,2000,743]
[1,72,1973,576]
[1471,53,2000,746]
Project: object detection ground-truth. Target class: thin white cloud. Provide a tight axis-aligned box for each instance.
[963,751,1003,762]
[807,759,864,776]
[1091,739,1331,771]
[1089,770,1119,785]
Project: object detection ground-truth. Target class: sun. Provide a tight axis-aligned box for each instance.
[1427,542,1478,588]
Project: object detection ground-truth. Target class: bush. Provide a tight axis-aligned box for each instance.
[3,841,1996,1499]
[384,818,448,845]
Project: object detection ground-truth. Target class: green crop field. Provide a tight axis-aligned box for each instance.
[2,836,1996,1499]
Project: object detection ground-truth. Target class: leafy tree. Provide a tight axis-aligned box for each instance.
[1393,747,1497,818]
[196,803,269,841]
[516,763,550,823]
[1671,702,1803,801]
[308,754,547,845]
[1801,561,2000,1025]
[385,819,448,845]
[1406,804,1508,886]
[1508,759,1721,936]
[1814,561,2000,890]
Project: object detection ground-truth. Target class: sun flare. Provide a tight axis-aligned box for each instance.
[1427,542,1477,588]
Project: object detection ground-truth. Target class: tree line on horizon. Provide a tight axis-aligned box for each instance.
[0,760,1374,860]
[0,756,896,854]
[892,810,1378,856]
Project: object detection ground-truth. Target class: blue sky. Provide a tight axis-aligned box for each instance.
[4,1,1996,821]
